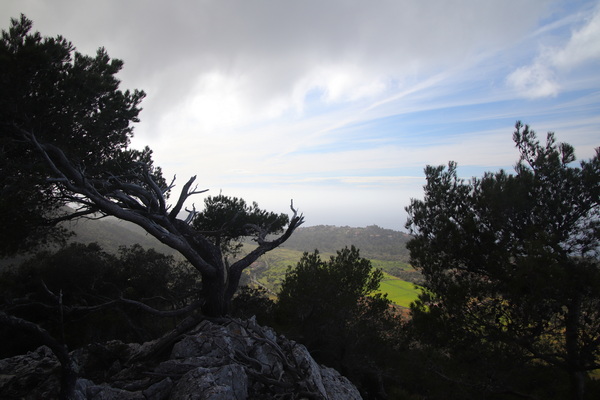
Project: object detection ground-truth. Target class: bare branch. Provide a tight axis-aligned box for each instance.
[225,201,304,301]
[110,190,146,210]
[184,204,198,224]
[40,280,60,302]
[169,175,208,221]
[118,297,204,317]
[140,164,168,213]
[107,178,156,209]
[169,175,195,220]
[290,199,299,216]
[49,209,99,224]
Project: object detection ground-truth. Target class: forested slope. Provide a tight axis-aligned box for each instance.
[2,220,420,306]
[280,224,411,262]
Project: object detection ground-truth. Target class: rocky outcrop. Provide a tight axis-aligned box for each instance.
[0,317,362,399]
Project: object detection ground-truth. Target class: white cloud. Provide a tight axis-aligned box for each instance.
[508,2,600,98]
[2,0,549,131]
[553,5,600,69]
[2,0,599,230]
[507,63,560,98]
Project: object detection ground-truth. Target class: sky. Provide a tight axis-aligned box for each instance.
[2,0,599,231]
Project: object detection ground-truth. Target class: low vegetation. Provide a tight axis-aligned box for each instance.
[242,225,422,306]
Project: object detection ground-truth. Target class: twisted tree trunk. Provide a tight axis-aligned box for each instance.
[20,128,304,318]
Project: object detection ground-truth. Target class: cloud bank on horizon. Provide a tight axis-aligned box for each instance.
[2,0,599,230]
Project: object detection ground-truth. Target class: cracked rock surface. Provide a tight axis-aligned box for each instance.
[0,317,362,399]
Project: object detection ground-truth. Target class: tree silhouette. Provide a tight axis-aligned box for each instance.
[0,14,155,255]
[276,246,399,396]
[406,122,600,400]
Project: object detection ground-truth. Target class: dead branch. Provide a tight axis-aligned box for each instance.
[184,204,197,224]
[117,297,204,317]
[169,175,207,221]
[16,127,303,316]
[127,313,206,363]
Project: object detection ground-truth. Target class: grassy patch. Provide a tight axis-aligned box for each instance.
[242,245,420,307]
[377,272,421,308]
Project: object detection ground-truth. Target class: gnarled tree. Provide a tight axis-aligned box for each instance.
[3,15,304,317]
[22,132,304,316]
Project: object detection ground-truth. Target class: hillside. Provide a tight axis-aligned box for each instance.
[70,222,421,306]
[67,221,412,263]
[0,216,178,271]
[68,222,413,263]
[280,224,412,262]
[64,217,178,256]
[240,225,421,307]
[2,220,421,307]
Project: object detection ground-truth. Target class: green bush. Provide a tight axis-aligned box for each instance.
[0,243,198,355]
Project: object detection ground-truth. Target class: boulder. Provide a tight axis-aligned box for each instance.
[0,317,362,399]
[0,345,61,399]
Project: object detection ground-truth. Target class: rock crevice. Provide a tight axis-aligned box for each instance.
[0,317,362,399]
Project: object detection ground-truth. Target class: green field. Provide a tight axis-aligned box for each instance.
[240,241,422,308]
[376,272,421,308]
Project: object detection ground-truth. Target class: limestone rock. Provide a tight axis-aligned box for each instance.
[321,366,363,400]
[0,317,362,400]
[0,345,61,399]
[169,365,248,400]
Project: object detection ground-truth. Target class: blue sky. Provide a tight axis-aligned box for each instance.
[2,0,599,230]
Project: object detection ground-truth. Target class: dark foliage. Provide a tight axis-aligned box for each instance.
[275,246,403,398]
[406,122,600,400]
[0,243,198,356]
[0,15,161,256]
[230,285,276,324]
[193,194,289,257]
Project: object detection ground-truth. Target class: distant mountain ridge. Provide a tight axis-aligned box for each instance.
[280,225,412,262]
[69,220,412,262]
[2,219,412,271]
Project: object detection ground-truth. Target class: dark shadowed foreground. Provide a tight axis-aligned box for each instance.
[0,317,362,400]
